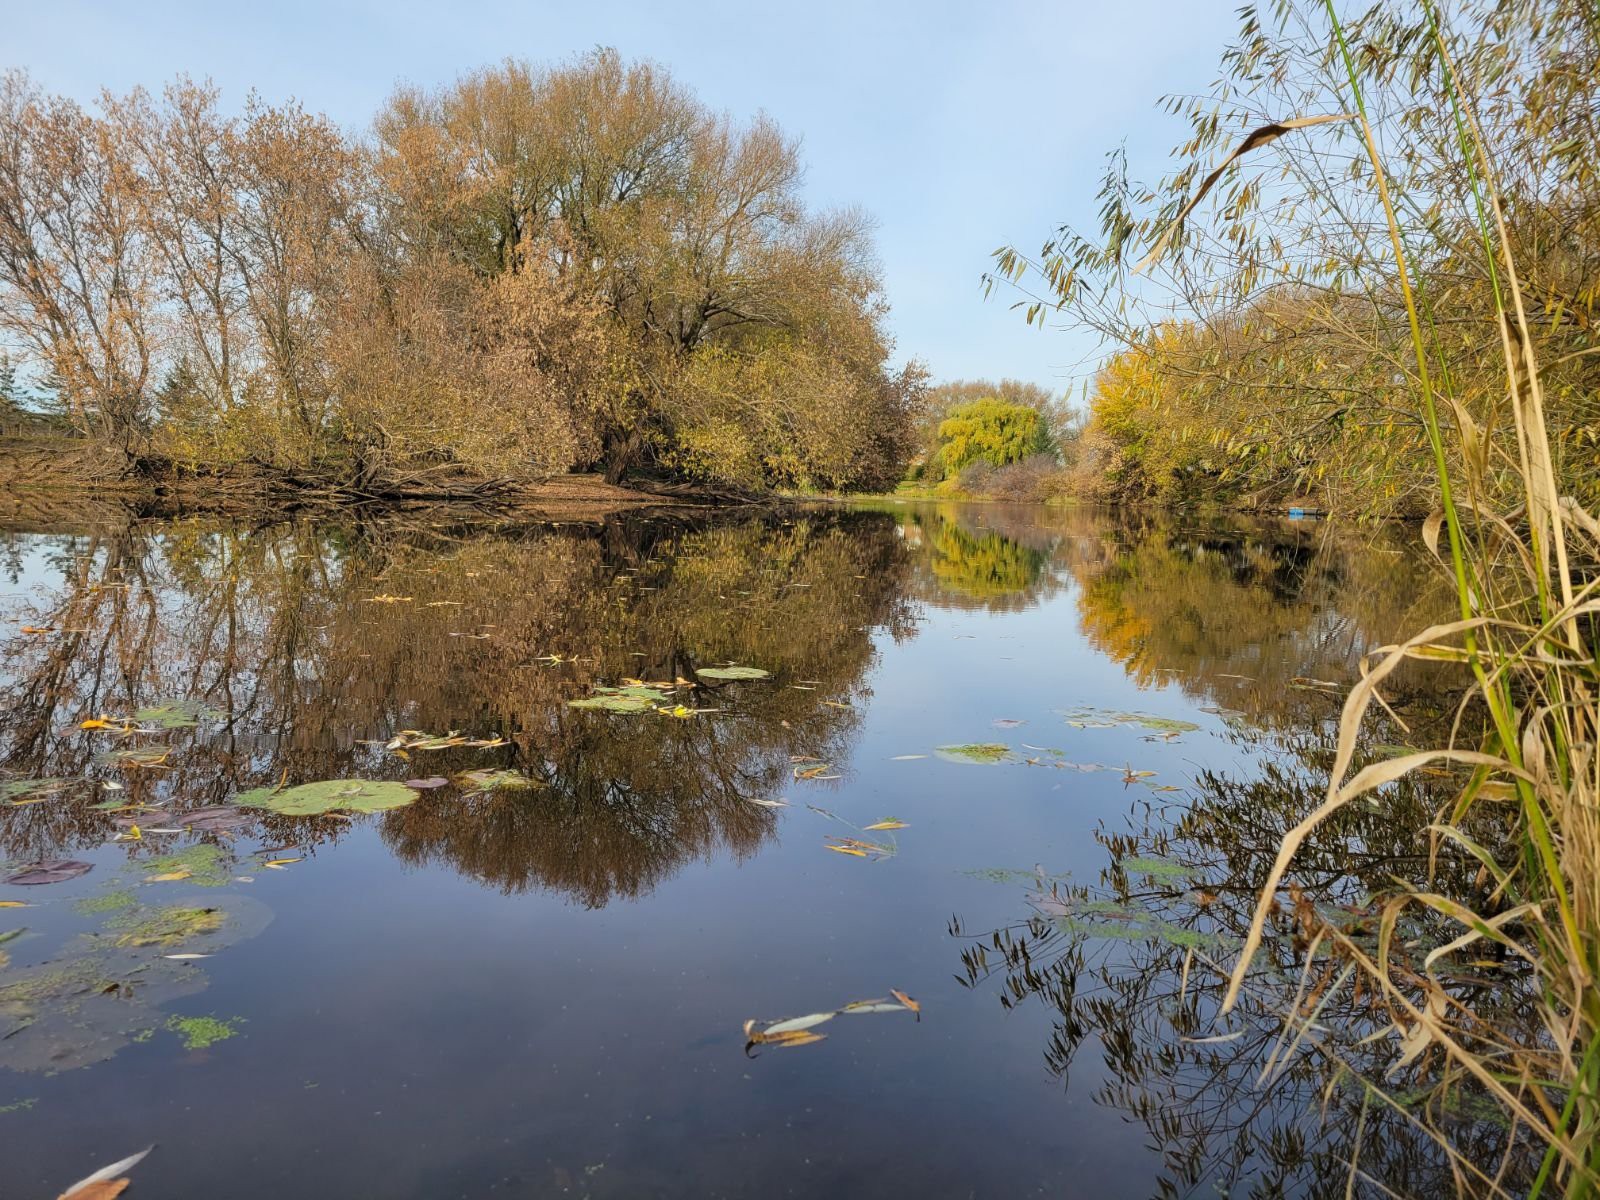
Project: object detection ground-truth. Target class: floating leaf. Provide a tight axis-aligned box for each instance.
[743,796,789,809]
[234,779,417,816]
[840,1001,908,1014]
[56,1144,153,1200]
[404,777,449,790]
[260,857,301,870]
[991,718,1028,729]
[826,844,868,858]
[934,743,1012,765]
[694,666,770,681]
[94,747,170,769]
[889,989,921,1017]
[763,1012,835,1036]
[455,768,539,794]
[1118,855,1190,882]
[568,684,671,713]
[1061,708,1200,735]
[862,818,908,831]
[131,700,224,730]
[889,754,927,761]
[1,778,69,805]
[386,731,506,752]
[5,860,93,886]
[174,807,252,834]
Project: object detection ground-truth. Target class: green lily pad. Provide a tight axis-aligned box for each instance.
[1061,708,1200,735]
[694,666,770,681]
[568,684,671,713]
[0,779,69,804]
[132,700,225,730]
[1117,855,1191,882]
[935,743,1013,765]
[455,768,540,794]
[234,779,417,816]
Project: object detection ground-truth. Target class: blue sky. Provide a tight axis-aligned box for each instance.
[8,1,1240,395]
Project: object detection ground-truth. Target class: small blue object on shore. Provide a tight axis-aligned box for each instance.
[1287,508,1307,519]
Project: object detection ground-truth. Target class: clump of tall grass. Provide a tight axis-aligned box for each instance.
[1189,4,1600,1194]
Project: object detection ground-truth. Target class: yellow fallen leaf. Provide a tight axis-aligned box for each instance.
[0,900,30,908]
[19,625,54,635]
[146,870,191,882]
[767,1031,826,1048]
[825,844,868,858]
[863,819,908,831]
[890,989,921,1017]
[79,715,123,731]
[261,857,302,869]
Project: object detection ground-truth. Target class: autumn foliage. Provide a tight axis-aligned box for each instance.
[0,54,924,492]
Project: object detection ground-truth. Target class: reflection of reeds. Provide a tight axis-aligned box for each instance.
[1183,4,1600,1193]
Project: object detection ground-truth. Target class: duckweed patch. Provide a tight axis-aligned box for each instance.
[166,1013,239,1050]
[74,888,137,915]
[143,843,231,887]
[108,905,225,948]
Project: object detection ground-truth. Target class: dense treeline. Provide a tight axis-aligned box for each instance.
[997,0,1599,517]
[0,53,925,493]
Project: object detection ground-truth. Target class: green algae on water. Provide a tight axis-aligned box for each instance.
[75,888,137,915]
[142,843,231,887]
[165,1013,239,1050]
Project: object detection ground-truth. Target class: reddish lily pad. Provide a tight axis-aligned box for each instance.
[6,859,94,886]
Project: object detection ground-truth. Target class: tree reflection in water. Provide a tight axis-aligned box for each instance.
[0,507,914,906]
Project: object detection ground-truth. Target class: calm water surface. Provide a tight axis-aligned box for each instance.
[0,501,1454,1198]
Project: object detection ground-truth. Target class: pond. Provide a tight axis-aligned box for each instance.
[0,500,1482,1198]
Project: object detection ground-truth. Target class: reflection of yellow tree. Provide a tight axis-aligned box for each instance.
[1070,516,1453,730]
[0,509,914,904]
[929,522,1045,600]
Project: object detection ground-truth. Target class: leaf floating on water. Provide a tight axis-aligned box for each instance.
[889,989,921,1018]
[694,665,770,681]
[78,716,129,732]
[767,1031,826,1048]
[55,1143,153,1199]
[862,819,908,831]
[95,747,171,770]
[825,836,894,861]
[991,718,1028,729]
[934,743,1012,765]
[144,870,191,883]
[743,796,789,809]
[161,953,212,960]
[403,777,449,790]
[5,859,93,886]
[132,700,224,730]
[260,857,301,870]
[455,768,539,794]
[568,684,671,713]
[1118,855,1190,882]
[839,1001,908,1014]
[763,1012,835,1036]
[1061,707,1200,736]
[175,806,251,833]
[889,754,927,761]
[0,901,31,908]
[386,730,507,752]
[1,778,70,805]
[234,779,417,816]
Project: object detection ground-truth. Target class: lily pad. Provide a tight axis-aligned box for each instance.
[695,666,771,681]
[5,860,93,886]
[132,700,225,730]
[234,779,417,816]
[404,777,449,790]
[934,743,1013,765]
[1,779,70,805]
[1062,708,1200,735]
[456,768,540,794]
[568,684,670,713]
[175,806,253,834]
